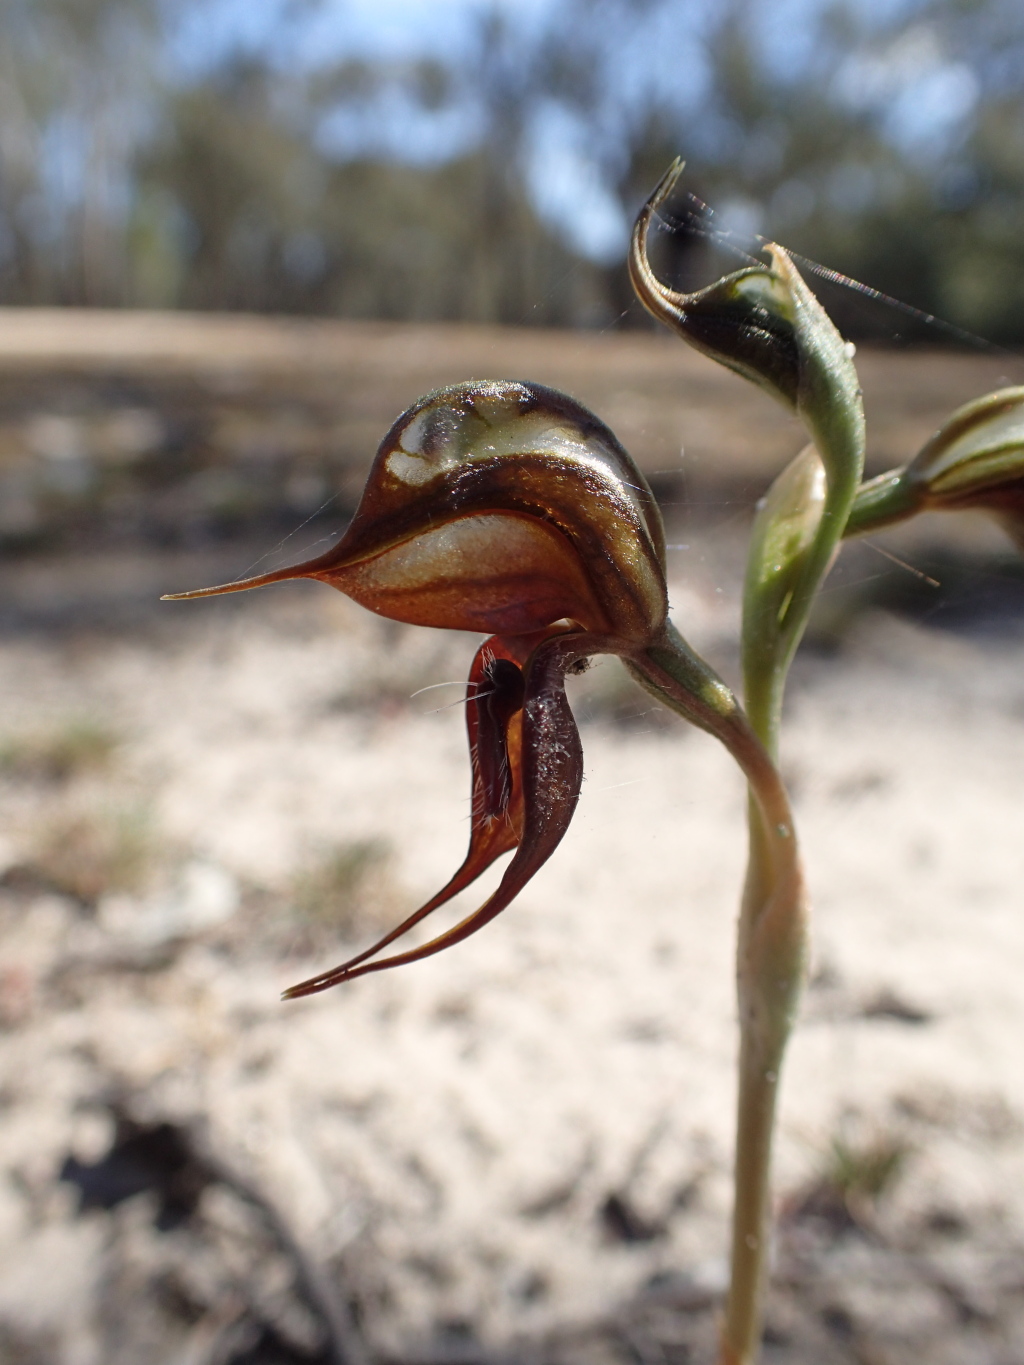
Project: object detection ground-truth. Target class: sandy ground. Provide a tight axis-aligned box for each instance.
[0,539,1023,1363]
[1,310,1023,1362]
[2,310,1022,559]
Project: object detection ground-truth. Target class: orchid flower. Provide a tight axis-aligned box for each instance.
[162,157,1010,1365]
[167,379,794,1002]
[166,297,812,1365]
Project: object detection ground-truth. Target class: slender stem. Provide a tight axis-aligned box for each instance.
[720,1025,779,1365]
[723,798,793,1365]
[725,323,863,1357]
[631,626,807,1365]
[630,626,798,834]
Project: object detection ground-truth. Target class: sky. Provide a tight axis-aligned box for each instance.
[174,0,556,67]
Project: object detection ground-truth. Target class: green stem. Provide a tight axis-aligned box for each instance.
[722,795,796,1365]
[721,454,857,1361]
[631,638,812,1365]
[721,1021,780,1365]
[631,625,797,831]
[729,418,862,1364]
[631,214,867,1361]
[630,629,801,897]
[842,467,922,538]
[631,631,806,1365]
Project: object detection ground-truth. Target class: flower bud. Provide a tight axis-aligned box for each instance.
[630,163,801,407]
[908,387,1024,547]
[845,387,1024,546]
[629,161,863,496]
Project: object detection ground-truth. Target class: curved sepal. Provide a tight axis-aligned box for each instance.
[630,161,801,408]
[630,162,864,493]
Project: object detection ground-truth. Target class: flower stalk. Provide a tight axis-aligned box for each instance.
[632,162,865,1364]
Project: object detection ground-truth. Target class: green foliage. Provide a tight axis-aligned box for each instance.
[825,1131,909,1212]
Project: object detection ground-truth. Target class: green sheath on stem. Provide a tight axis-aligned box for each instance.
[740,249,865,756]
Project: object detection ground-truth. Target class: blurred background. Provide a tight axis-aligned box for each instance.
[2,2,1024,1363]
[1,0,1023,334]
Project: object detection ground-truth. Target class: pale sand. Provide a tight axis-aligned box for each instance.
[0,569,1022,1354]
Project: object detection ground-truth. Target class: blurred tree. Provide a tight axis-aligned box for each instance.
[133,41,611,323]
[613,0,1024,343]
[0,0,1022,340]
[0,0,162,305]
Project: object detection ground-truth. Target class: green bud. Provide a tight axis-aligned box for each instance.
[630,162,800,407]
[630,161,865,500]
[909,386,1024,507]
[845,387,1024,547]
